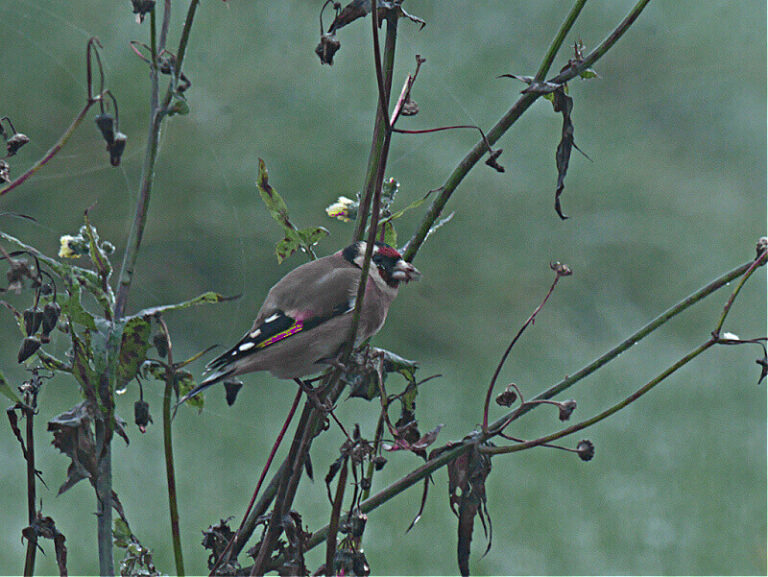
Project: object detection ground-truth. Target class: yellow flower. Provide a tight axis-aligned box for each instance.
[58,235,82,259]
[325,196,356,222]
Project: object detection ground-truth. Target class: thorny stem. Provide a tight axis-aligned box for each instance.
[158,317,185,577]
[403,0,652,263]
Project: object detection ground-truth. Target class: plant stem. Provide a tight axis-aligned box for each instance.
[0,100,97,197]
[482,339,717,455]
[115,0,199,318]
[283,253,757,559]
[404,0,652,262]
[22,407,36,577]
[94,419,114,577]
[489,257,757,431]
[158,317,185,576]
[534,0,588,82]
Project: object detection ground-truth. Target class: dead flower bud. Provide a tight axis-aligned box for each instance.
[495,385,518,407]
[18,337,41,363]
[360,477,371,491]
[41,302,61,335]
[576,439,595,461]
[95,114,116,146]
[131,0,156,23]
[558,399,577,421]
[6,133,30,157]
[550,261,573,276]
[134,399,153,433]
[0,159,10,184]
[372,455,387,471]
[223,379,244,406]
[23,308,44,336]
[756,236,767,260]
[401,97,419,116]
[109,132,127,167]
[315,33,341,65]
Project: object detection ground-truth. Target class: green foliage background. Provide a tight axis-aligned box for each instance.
[0,1,765,575]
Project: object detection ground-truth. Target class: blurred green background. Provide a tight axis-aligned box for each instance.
[1,1,765,575]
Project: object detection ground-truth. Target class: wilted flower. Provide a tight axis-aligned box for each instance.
[326,196,358,222]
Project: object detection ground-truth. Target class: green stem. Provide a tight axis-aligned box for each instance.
[534,0,588,82]
[0,100,97,198]
[483,338,716,455]
[290,253,756,557]
[22,406,36,577]
[404,0,652,263]
[94,419,114,577]
[489,257,757,430]
[114,0,200,318]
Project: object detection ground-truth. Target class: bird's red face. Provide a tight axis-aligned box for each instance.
[344,241,421,289]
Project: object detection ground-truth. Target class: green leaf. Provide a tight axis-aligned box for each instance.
[382,220,397,248]
[176,370,204,412]
[297,226,330,248]
[113,518,132,549]
[0,370,22,404]
[60,282,97,330]
[275,232,302,264]
[140,359,166,381]
[579,68,599,79]
[133,291,234,318]
[115,317,152,391]
[168,97,190,117]
[380,189,433,224]
[256,158,292,232]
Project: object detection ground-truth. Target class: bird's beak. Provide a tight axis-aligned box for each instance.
[391,259,421,283]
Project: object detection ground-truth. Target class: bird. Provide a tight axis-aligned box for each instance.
[179,241,420,405]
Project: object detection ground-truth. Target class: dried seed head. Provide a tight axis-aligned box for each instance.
[95,113,116,146]
[550,261,573,276]
[224,379,243,406]
[315,34,341,66]
[495,385,518,407]
[756,236,767,260]
[576,439,595,461]
[372,455,387,471]
[0,159,10,184]
[558,399,577,421]
[18,337,41,363]
[41,302,61,335]
[401,97,419,116]
[134,399,153,433]
[109,132,127,167]
[6,133,30,157]
[23,308,44,336]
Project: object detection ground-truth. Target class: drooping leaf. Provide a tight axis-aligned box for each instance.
[256,157,292,231]
[275,232,303,264]
[448,446,493,577]
[133,291,234,318]
[113,517,132,549]
[382,220,397,248]
[47,401,98,494]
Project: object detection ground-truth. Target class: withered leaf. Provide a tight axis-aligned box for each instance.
[447,446,492,577]
[47,402,98,494]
